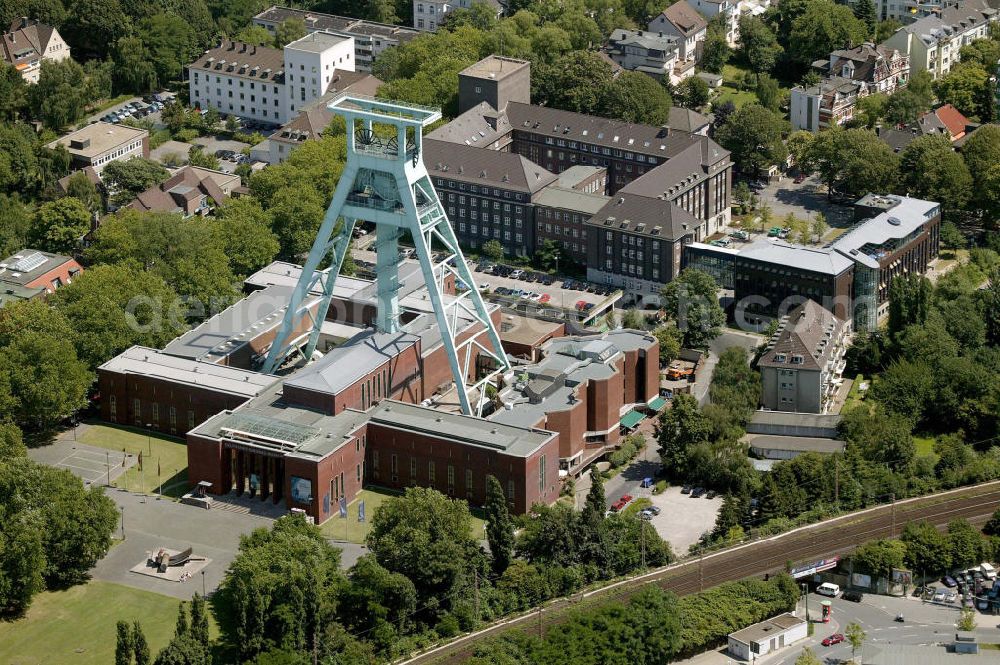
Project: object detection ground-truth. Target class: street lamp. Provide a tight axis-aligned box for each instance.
[120,506,125,540]
[145,424,152,456]
[201,570,206,596]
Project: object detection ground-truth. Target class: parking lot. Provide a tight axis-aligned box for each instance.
[353,250,617,316]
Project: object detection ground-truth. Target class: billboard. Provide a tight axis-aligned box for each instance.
[791,556,840,579]
[290,476,313,504]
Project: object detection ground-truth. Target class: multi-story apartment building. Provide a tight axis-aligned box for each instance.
[252,6,419,72]
[187,33,354,125]
[605,29,691,85]
[1,18,70,83]
[413,0,502,31]
[883,0,997,79]
[684,194,941,330]
[424,139,557,257]
[46,122,149,175]
[585,193,700,298]
[758,300,850,414]
[791,43,910,132]
[689,0,740,45]
[531,167,609,265]
[648,0,706,66]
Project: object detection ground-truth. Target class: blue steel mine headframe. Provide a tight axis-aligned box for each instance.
[261,96,511,416]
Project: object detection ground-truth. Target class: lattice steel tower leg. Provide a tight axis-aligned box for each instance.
[260,97,510,416]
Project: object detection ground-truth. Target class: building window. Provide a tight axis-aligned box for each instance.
[391,454,398,482]
[357,463,361,482]
[447,464,455,494]
[465,469,473,498]
[188,410,195,430]
[109,395,117,420]
[410,457,417,483]
[133,398,141,425]
[507,479,514,500]
[539,455,546,494]
[428,461,435,483]
[373,450,380,479]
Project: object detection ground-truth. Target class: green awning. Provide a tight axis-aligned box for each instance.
[647,396,667,411]
[620,410,644,429]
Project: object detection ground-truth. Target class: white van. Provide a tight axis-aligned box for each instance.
[981,563,997,580]
[817,583,841,597]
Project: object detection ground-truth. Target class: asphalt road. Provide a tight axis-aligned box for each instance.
[402,481,1000,665]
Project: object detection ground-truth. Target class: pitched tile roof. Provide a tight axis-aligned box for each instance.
[127,166,236,214]
[1,19,55,69]
[585,192,699,240]
[930,103,970,139]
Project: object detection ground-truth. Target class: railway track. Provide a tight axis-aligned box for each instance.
[400,482,1000,665]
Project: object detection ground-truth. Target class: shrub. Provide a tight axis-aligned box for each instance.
[653,479,668,495]
[174,128,200,142]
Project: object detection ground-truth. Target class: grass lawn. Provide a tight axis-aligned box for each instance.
[0,581,196,665]
[319,486,487,544]
[914,435,937,458]
[79,423,189,498]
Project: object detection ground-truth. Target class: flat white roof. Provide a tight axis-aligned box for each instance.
[99,346,276,397]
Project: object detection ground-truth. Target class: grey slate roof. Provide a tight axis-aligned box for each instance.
[424,138,558,193]
[619,141,713,198]
[736,241,855,276]
[284,329,419,394]
[425,101,512,147]
[667,106,710,134]
[758,299,845,372]
[254,6,421,45]
[532,185,608,215]
[189,41,287,84]
[830,195,939,269]
[608,28,679,51]
[587,192,700,240]
[658,0,708,36]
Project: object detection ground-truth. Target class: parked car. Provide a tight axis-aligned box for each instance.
[842,590,864,602]
[767,226,782,237]
[539,293,551,303]
[690,487,706,498]
[943,575,958,587]
[730,230,750,241]
[821,634,845,647]
[646,505,661,516]
[509,269,525,280]
[933,589,948,602]
[610,494,633,512]
[705,490,717,499]
[681,485,692,494]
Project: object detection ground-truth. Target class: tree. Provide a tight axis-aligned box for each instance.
[175,602,189,637]
[0,304,91,432]
[187,147,220,170]
[274,18,306,47]
[152,635,211,665]
[934,63,991,120]
[795,647,822,665]
[482,239,504,262]
[113,35,158,93]
[599,71,672,125]
[958,607,978,631]
[901,520,952,573]
[715,104,788,174]
[338,555,418,653]
[660,268,725,349]
[900,134,973,211]
[86,209,238,309]
[0,62,27,122]
[948,519,985,569]
[887,273,931,340]
[738,16,783,77]
[700,17,731,74]
[533,51,615,116]
[676,77,710,109]
[807,127,899,197]
[535,239,565,272]
[51,264,183,369]
[657,393,711,478]
[940,222,966,251]
[101,158,170,207]
[366,487,485,613]
[839,406,916,470]
[215,515,341,662]
[788,0,868,69]
[984,507,1000,537]
[621,308,645,330]
[756,74,782,112]
[582,468,606,523]
[854,92,888,128]
[133,621,151,665]
[653,325,683,367]
[61,0,132,59]
[211,198,281,277]
[65,170,103,212]
[877,18,902,42]
[853,0,877,37]
[484,475,515,575]
[27,197,92,254]
[267,187,327,260]
[850,539,906,576]
[844,621,866,660]
[961,124,1000,219]
[30,59,90,130]
[136,13,200,86]
[235,25,273,46]
[117,620,134,665]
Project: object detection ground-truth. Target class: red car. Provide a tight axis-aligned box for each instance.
[821,633,844,647]
[539,293,551,303]
[575,299,588,310]
[610,494,633,512]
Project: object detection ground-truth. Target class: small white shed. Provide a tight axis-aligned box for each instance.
[728,613,807,661]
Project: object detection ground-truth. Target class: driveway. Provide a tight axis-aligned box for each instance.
[692,329,761,405]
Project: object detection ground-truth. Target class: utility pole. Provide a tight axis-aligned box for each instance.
[890,493,896,538]
[699,546,705,592]
[834,459,839,509]
[106,450,111,487]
